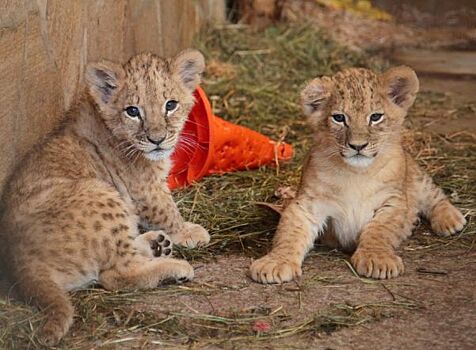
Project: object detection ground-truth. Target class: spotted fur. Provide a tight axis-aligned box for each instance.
[0,50,210,345]
[250,66,466,284]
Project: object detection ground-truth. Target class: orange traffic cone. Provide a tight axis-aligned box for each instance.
[168,87,293,189]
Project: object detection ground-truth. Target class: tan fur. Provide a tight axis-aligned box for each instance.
[0,50,210,345]
[250,66,466,284]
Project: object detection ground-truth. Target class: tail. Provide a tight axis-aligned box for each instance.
[16,271,74,346]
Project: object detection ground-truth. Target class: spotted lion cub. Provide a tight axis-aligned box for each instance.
[0,50,210,345]
[250,66,466,284]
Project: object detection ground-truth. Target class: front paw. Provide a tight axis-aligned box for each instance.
[430,203,466,236]
[172,222,210,248]
[351,248,404,279]
[250,254,302,284]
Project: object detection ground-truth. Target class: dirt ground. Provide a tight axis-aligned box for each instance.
[155,248,476,350]
[1,2,475,349]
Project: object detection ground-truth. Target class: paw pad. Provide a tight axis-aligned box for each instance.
[150,233,173,257]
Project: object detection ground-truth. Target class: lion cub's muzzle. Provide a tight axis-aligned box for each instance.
[342,141,378,167]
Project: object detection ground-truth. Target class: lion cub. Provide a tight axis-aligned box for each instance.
[250,66,466,284]
[0,50,210,344]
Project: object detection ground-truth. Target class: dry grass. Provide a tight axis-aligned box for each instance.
[0,23,474,349]
[0,287,421,349]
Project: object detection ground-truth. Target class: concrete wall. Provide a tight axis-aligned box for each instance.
[0,0,225,196]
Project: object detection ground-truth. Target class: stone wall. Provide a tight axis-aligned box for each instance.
[0,0,225,196]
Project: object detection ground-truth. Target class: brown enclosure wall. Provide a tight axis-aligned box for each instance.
[0,0,225,197]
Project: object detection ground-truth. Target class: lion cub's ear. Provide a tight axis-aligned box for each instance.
[86,61,125,106]
[171,49,205,92]
[301,77,334,118]
[380,66,419,111]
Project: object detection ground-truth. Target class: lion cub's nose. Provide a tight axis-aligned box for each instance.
[348,142,368,152]
[147,135,166,145]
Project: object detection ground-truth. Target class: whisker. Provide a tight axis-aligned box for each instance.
[182,119,207,129]
[179,135,208,151]
[176,142,195,156]
[178,138,200,153]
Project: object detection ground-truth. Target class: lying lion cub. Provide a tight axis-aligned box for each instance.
[250,66,466,283]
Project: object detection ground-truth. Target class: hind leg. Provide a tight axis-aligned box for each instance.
[429,201,466,236]
[418,173,466,236]
[99,255,193,290]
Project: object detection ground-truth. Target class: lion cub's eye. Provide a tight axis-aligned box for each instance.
[165,100,178,112]
[369,113,384,124]
[124,106,141,119]
[331,114,346,124]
